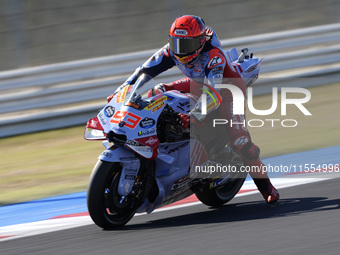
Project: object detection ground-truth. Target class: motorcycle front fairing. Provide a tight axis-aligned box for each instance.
[85,75,178,197]
[84,75,159,197]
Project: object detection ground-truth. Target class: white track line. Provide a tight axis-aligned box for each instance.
[0,177,330,242]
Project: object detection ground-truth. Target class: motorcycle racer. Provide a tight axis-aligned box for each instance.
[108,15,279,204]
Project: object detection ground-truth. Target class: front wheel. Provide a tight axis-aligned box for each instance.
[195,154,247,207]
[87,160,145,229]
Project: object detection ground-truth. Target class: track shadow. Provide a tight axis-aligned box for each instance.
[105,196,340,231]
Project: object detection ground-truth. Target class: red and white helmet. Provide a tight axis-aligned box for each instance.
[169,15,206,64]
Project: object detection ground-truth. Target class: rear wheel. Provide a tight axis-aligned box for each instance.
[195,154,247,207]
[87,160,148,229]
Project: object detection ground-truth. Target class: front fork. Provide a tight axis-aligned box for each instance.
[99,141,140,197]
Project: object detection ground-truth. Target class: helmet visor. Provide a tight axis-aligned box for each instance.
[169,36,203,55]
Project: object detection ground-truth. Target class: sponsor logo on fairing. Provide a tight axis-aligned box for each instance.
[139,117,156,129]
[145,136,158,145]
[138,128,156,137]
[176,101,190,112]
[145,96,167,110]
[126,140,141,146]
[90,119,99,128]
[168,141,189,154]
[98,113,107,126]
[152,102,165,112]
[104,106,115,117]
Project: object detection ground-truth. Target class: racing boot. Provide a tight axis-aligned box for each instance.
[247,158,280,204]
[233,138,279,204]
[253,178,280,204]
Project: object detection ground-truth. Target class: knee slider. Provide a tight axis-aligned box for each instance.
[243,143,260,161]
[233,136,260,161]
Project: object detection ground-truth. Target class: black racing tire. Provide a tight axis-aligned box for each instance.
[87,160,139,229]
[195,155,247,207]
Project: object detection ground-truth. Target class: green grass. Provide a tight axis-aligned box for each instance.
[0,127,103,205]
[1,83,339,205]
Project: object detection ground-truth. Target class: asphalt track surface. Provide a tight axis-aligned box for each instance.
[2,177,340,255]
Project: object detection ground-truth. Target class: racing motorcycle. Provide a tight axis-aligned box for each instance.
[84,48,262,229]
